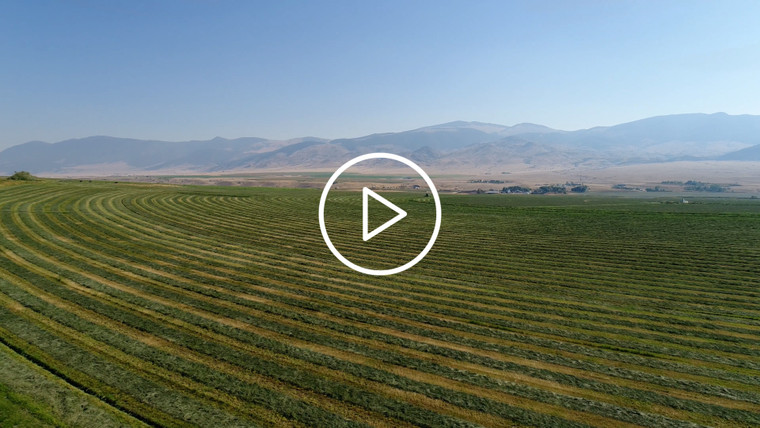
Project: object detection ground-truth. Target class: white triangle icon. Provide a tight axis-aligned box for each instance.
[363,187,407,241]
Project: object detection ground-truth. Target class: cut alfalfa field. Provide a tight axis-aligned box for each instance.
[1,180,759,427]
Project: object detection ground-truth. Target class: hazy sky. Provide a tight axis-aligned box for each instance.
[2,1,759,149]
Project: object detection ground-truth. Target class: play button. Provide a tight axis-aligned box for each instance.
[319,153,442,276]
[363,187,407,241]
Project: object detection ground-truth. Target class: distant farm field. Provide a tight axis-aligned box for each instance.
[1,180,759,427]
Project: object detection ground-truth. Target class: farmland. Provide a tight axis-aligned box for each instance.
[1,180,759,427]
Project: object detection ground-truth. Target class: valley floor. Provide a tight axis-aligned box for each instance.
[1,180,759,427]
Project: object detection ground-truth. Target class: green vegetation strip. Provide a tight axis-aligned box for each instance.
[0,340,145,428]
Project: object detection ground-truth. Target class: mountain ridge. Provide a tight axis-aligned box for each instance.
[2,113,760,175]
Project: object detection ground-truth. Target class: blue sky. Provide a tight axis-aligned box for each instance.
[2,1,759,148]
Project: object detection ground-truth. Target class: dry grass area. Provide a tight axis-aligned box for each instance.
[59,160,760,195]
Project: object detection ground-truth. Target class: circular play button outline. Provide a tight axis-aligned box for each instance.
[319,153,442,276]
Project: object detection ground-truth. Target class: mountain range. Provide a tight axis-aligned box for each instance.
[2,113,760,176]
